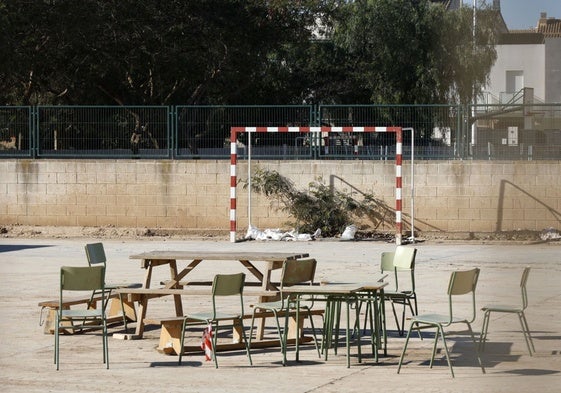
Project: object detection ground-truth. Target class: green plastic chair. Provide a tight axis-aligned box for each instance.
[54,265,109,370]
[178,273,252,368]
[249,258,320,366]
[85,243,140,331]
[479,266,535,356]
[381,246,418,336]
[360,245,418,351]
[397,268,485,378]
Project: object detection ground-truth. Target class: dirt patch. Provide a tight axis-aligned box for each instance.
[1,225,556,244]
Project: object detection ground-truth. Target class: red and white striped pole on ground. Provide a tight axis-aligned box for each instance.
[230,126,403,244]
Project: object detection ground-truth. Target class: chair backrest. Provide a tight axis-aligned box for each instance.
[211,272,246,318]
[520,266,531,310]
[446,268,480,324]
[85,243,107,267]
[380,252,395,273]
[60,266,106,311]
[280,258,317,288]
[380,246,417,292]
[279,258,317,307]
[61,265,105,291]
[393,246,417,270]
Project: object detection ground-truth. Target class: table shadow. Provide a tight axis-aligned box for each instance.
[0,244,53,253]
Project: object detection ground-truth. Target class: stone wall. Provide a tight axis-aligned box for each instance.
[1,159,559,236]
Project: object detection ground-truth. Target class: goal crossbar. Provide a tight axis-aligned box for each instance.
[229,126,403,244]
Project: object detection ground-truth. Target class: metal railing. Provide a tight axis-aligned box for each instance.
[1,104,559,160]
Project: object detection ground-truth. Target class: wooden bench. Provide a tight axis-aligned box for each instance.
[117,287,279,302]
[38,293,136,334]
[146,308,325,355]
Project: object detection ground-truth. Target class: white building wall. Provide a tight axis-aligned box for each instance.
[545,38,561,103]
[487,44,546,101]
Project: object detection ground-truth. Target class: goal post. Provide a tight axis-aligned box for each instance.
[229,126,404,244]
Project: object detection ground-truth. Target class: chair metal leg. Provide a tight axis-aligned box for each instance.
[429,325,440,369]
[54,316,60,370]
[294,305,301,362]
[322,298,335,360]
[103,318,109,369]
[479,310,491,352]
[239,319,253,366]
[389,300,401,335]
[353,297,362,365]
[466,322,485,374]
[396,321,414,374]
[212,322,219,368]
[519,312,535,355]
[438,326,455,378]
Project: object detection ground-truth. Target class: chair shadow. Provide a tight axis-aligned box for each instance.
[500,368,560,376]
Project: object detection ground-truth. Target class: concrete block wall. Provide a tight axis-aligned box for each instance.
[1,159,559,235]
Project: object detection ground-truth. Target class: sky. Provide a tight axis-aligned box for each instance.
[489,0,561,30]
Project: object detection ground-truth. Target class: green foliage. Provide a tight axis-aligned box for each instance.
[1,0,499,107]
[332,0,498,105]
[244,167,389,237]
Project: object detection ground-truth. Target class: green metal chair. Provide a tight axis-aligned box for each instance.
[397,268,485,378]
[85,242,140,331]
[249,258,320,365]
[479,266,535,356]
[54,265,109,370]
[360,245,418,354]
[178,273,252,368]
[380,246,418,336]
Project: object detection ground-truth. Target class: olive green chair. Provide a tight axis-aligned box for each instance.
[397,268,485,378]
[178,273,252,368]
[85,242,140,331]
[479,266,535,356]
[381,246,418,336]
[249,258,320,365]
[55,265,109,370]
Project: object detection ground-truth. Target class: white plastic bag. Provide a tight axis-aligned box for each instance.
[341,225,357,240]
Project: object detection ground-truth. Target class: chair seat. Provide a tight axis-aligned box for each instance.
[482,304,523,313]
[61,308,104,319]
[252,300,285,310]
[186,311,242,323]
[384,290,413,298]
[411,313,468,325]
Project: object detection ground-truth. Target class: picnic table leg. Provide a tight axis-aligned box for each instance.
[107,297,137,321]
[168,260,184,316]
[134,263,154,338]
[158,320,184,355]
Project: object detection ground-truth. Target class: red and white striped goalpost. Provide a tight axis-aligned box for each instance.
[229,126,404,244]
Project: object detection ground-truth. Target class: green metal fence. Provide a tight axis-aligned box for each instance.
[174,105,313,159]
[1,104,559,160]
[0,106,33,158]
[35,106,171,158]
[318,105,462,160]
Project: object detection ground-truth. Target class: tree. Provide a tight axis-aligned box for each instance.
[1,0,336,106]
[329,0,498,105]
[1,0,498,107]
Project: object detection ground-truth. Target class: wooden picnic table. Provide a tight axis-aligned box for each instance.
[124,250,310,338]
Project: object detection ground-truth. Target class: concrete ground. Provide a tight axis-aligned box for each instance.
[1,237,560,393]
